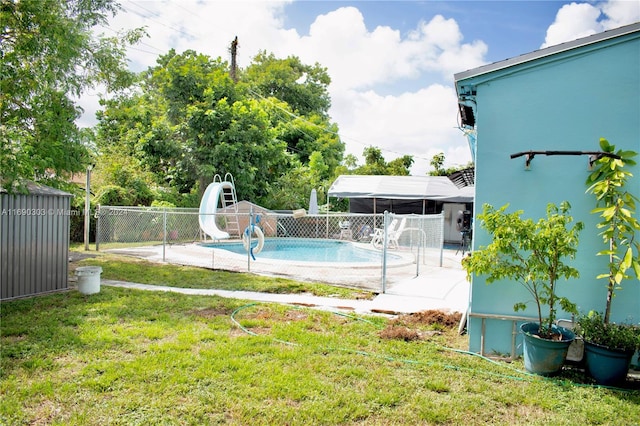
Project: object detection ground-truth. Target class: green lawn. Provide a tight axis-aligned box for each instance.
[73,252,374,300]
[1,279,638,425]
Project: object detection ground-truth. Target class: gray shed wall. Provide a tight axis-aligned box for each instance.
[1,190,72,300]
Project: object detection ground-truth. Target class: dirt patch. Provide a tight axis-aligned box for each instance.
[392,310,462,328]
[241,308,311,323]
[379,326,442,342]
[284,311,309,321]
[191,306,235,319]
[379,310,462,341]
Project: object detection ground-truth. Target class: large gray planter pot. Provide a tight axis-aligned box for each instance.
[521,322,575,376]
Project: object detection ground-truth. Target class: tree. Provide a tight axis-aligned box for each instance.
[243,51,343,186]
[147,49,238,124]
[95,49,345,208]
[185,96,290,202]
[275,115,343,172]
[462,202,583,338]
[0,0,143,190]
[428,152,474,176]
[348,146,413,176]
[243,51,331,117]
[387,155,414,176]
[585,138,639,324]
[363,146,385,166]
[95,50,239,195]
[429,152,445,175]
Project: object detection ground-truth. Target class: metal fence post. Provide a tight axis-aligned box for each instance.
[95,205,101,251]
[84,166,91,251]
[325,211,329,239]
[439,212,445,267]
[248,208,253,271]
[416,234,421,277]
[162,208,167,262]
[381,210,389,293]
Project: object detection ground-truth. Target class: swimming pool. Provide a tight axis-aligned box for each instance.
[202,238,402,263]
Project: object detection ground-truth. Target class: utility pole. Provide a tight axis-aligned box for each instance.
[230,36,238,83]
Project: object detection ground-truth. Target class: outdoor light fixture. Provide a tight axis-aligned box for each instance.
[458,103,475,127]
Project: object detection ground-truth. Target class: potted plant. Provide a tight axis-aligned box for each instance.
[576,312,639,385]
[579,138,640,385]
[462,201,583,375]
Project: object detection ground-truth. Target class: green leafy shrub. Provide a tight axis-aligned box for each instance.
[462,202,583,339]
[577,311,640,352]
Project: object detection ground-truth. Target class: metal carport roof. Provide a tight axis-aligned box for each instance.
[328,175,474,203]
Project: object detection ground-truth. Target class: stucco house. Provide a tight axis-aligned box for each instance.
[454,22,640,357]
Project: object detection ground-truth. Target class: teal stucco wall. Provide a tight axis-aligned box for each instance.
[456,28,640,356]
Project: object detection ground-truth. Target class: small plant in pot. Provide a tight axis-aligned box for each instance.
[579,138,640,385]
[462,201,583,375]
[576,311,639,385]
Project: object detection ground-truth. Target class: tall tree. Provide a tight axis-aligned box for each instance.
[185,96,289,202]
[275,115,343,172]
[243,51,332,118]
[95,50,294,204]
[147,49,237,125]
[0,0,142,190]
[95,48,346,208]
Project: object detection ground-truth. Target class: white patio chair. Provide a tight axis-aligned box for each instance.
[370,218,398,249]
[387,217,407,249]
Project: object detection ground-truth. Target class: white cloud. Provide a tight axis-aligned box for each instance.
[298,10,487,91]
[600,0,640,29]
[541,1,639,48]
[332,85,472,175]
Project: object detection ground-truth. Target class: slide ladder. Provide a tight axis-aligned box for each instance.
[217,173,240,237]
[199,173,240,240]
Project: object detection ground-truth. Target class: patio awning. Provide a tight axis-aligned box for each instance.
[328,175,474,203]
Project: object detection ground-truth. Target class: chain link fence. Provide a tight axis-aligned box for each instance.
[96,206,448,292]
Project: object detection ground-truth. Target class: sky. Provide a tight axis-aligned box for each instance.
[80,0,640,176]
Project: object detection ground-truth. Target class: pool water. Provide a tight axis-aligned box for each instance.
[202,238,400,263]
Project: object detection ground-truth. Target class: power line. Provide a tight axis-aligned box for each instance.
[97,24,165,55]
[128,45,165,56]
[173,2,205,21]
[125,1,195,39]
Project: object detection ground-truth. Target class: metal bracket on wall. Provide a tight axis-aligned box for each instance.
[510,150,621,170]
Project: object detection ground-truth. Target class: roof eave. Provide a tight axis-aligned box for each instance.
[454,22,640,83]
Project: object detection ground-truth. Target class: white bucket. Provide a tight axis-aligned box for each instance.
[75,266,102,295]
